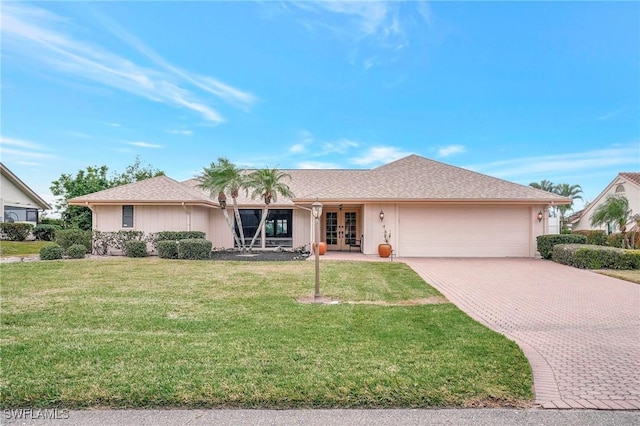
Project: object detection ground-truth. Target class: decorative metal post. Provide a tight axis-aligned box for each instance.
[311,200,323,303]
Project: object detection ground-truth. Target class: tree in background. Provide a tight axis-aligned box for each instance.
[529,180,583,230]
[529,180,555,193]
[554,183,583,230]
[51,158,163,230]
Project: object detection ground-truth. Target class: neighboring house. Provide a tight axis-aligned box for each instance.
[570,172,640,233]
[0,163,51,225]
[69,155,570,257]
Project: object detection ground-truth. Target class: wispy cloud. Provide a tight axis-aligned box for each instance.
[438,144,466,157]
[0,136,54,163]
[351,146,411,166]
[467,144,640,179]
[321,138,359,155]
[288,1,430,69]
[1,3,256,124]
[597,110,621,121]
[166,129,193,136]
[105,122,121,127]
[128,141,163,149]
[297,161,341,169]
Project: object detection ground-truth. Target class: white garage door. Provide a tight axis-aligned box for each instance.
[398,205,531,257]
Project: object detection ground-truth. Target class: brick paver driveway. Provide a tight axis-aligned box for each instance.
[403,258,640,410]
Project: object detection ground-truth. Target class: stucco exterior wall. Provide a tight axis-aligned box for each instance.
[93,205,213,238]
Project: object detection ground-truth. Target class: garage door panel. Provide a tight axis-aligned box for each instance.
[398,205,530,257]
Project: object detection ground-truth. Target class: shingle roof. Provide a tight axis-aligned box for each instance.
[71,155,571,207]
[69,175,216,206]
[620,172,640,187]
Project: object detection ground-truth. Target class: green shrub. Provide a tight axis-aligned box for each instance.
[158,240,179,259]
[155,231,206,242]
[536,234,587,259]
[125,240,148,258]
[0,223,34,241]
[40,244,63,260]
[606,233,625,248]
[56,229,91,252]
[33,224,59,241]
[552,244,639,270]
[177,238,212,260]
[572,230,607,246]
[67,244,87,259]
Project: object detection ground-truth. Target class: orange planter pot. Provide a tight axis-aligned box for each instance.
[378,243,392,258]
[312,242,327,255]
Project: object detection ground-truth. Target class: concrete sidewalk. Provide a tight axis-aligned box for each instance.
[404,258,640,410]
[2,408,638,426]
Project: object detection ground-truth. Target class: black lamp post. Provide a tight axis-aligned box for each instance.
[311,200,323,302]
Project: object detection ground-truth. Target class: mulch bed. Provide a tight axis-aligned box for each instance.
[210,250,310,262]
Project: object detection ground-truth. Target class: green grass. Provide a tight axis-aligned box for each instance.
[595,269,640,284]
[0,258,533,409]
[0,241,52,257]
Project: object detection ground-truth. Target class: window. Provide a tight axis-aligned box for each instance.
[615,184,625,194]
[3,207,39,223]
[235,209,293,248]
[122,205,134,228]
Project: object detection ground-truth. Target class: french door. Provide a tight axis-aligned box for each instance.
[324,209,359,251]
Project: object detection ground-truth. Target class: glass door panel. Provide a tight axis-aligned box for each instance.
[325,212,338,248]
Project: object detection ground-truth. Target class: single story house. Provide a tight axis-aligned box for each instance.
[0,162,51,225]
[570,172,640,233]
[69,155,570,257]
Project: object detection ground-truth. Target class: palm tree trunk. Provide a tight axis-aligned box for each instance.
[248,206,269,251]
[221,208,242,249]
[232,197,246,252]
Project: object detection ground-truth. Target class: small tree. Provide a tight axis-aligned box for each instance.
[245,167,294,250]
[590,195,634,248]
[197,158,247,250]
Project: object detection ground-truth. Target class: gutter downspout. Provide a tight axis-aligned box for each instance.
[181,202,192,231]
[85,202,95,230]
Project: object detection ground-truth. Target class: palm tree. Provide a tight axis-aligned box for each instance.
[196,158,248,250]
[529,180,555,193]
[553,183,583,230]
[590,195,634,247]
[245,167,294,250]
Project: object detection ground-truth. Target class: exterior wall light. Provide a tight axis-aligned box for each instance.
[537,210,544,222]
[379,210,385,222]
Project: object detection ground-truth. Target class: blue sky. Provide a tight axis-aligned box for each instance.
[1,1,638,212]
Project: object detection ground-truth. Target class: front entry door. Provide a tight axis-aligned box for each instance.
[324,209,359,251]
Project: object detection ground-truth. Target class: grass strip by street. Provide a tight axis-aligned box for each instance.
[595,269,640,284]
[0,258,533,408]
[0,241,52,257]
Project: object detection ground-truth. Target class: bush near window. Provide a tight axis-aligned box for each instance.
[157,240,179,259]
[40,244,64,260]
[0,223,34,241]
[154,231,206,242]
[67,244,87,259]
[572,230,607,246]
[552,244,640,270]
[33,224,59,241]
[55,229,92,252]
[536,234,586,259]
[177,238,212,260]
[125,240,148,258]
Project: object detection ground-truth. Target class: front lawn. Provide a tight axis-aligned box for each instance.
[0,258,532,408]
[0,240,51,257]
[595,269,640,284]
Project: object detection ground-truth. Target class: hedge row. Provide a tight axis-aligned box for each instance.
[158,239,212,260]
[536,234,587,260]
[571,230,607,246]
[0,223,34,241]
[552,244,640,270]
